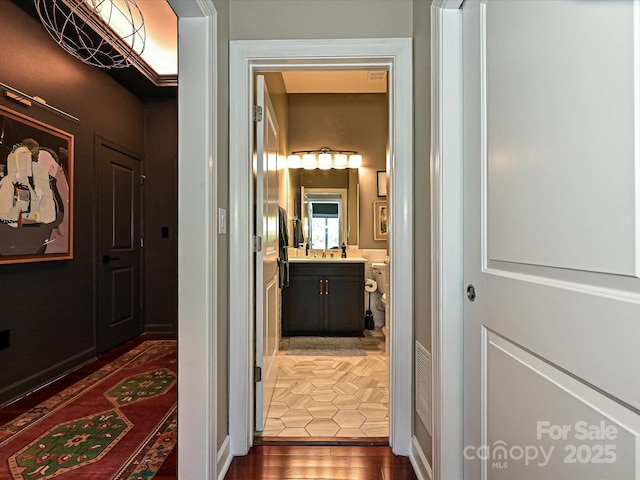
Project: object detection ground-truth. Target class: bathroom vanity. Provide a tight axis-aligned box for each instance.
[282,258,365,336]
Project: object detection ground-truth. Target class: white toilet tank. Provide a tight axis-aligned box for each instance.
[372,262,388,295]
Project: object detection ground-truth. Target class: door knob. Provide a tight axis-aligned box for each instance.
[466,284,476,302]
[103,255,121,263]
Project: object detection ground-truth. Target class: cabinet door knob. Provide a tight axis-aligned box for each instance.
[325,279,329,295]
[319,279,324,295]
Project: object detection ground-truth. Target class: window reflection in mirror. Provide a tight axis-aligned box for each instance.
[305,193,343,250]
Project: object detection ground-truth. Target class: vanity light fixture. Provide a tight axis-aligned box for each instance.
[348,154,363,168]
[34,0,146,69]
[318,152,332,170]
[288,147,362,170]
[302,153,317,170]
[287,154,302,168]
[333,153,348,169]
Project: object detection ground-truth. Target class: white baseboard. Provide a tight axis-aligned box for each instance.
[410,435,433,480]
[217,435,233,480]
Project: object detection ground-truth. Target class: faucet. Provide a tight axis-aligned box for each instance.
[314,250,318,258]
[322,250,326,258]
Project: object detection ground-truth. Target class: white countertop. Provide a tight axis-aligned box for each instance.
[289,256,367,263]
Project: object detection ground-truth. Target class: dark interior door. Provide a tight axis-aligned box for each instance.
[97,139,142,353]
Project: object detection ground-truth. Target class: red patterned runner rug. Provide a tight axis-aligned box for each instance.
[0,340,177,480]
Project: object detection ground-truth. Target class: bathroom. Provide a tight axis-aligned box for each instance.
[257,70,391,439]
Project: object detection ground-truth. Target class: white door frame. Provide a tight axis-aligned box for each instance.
[168,1,221,479]
[228,38,414,456]
[430,1,465,479]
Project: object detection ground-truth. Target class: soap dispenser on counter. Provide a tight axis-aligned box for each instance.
[341,242,347,258]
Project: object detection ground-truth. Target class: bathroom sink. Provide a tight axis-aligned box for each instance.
[289,256,366,263]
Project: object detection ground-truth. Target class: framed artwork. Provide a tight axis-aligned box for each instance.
[0,106,74,264]
[377,170,387,197]
[373,200,388,241]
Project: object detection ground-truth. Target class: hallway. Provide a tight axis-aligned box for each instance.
[0,332,418,480]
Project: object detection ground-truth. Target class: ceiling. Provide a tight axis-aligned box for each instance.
[282,70,388,94]
[11,0,177,99]
[136,0,177,77]
[13,0,387,98]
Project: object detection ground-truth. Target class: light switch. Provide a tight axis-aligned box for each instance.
[218,208,227,235]
[0,329,9,350]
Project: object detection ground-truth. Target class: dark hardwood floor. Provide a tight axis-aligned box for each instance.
[1,335,418,480]
[224,445,419,480]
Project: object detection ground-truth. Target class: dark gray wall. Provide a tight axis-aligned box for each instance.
[0,1,177,405]
[143,100,178,333]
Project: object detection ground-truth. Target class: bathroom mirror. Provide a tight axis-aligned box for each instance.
[290,168,359,247]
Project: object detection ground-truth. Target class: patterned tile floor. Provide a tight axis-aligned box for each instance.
[260,329,389,438]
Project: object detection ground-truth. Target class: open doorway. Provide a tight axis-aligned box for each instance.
[254,70,391,441]
[228,38,414,456]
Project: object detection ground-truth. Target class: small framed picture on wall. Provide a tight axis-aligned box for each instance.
[374,201,388,241]
[377,170,387,197]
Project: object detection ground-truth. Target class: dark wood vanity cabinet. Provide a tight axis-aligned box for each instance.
[282,262,365,336]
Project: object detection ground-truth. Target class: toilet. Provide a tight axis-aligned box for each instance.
[371,261,390,351]
[371,261,389,329]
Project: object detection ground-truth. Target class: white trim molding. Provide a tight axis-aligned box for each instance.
[217,436,233,480]
[430,1,464,480]
[169,0,219,478]
[229,38,414,456]
[411,435,434,480]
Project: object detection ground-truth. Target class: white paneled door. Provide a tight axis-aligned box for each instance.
[254,75,280,432]
[463,1,640,479]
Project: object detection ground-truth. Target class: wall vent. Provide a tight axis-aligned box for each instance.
[368,71,387,82]
[415,340,432,435]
